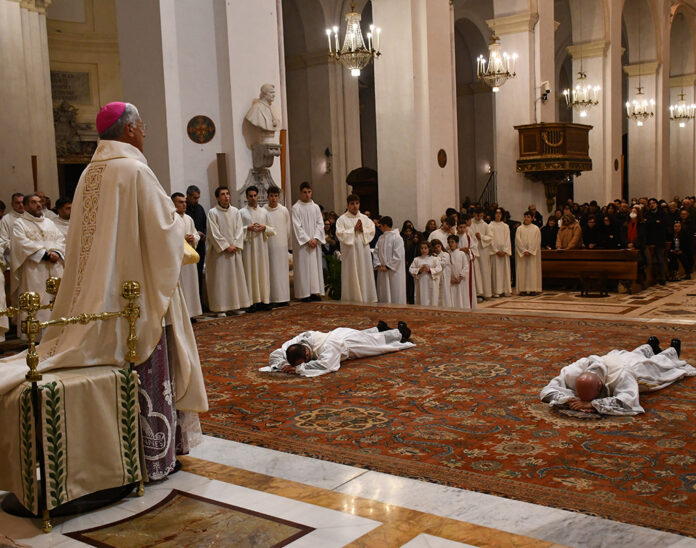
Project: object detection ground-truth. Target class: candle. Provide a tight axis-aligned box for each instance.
[326,29,332,53]
[376,27,381,51]
[367,32,372,51]
[333,26,339,52]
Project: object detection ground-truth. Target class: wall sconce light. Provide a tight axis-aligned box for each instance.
[324,147,333,174]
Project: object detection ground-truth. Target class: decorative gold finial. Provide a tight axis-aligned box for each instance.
[19,291,42,382]
[122,281,141,363]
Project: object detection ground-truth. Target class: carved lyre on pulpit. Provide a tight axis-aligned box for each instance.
[0,278,144,533]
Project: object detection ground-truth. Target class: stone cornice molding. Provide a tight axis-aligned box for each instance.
[285,50,329,71]
[19,0,51,13]
[47,33,119,54]
[670,73,696,87]
[623,61,660,76]
[567,40,609,59]
[486,12,539,36]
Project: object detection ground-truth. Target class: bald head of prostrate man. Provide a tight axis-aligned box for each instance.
[575,372,603,402]
[96,102,146,152]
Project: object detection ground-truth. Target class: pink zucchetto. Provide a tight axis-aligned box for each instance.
[96,102,127,134]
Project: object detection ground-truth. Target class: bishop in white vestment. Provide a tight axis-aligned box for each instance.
[515,213,542,294]
[206,188,251,312]
[10,196,65,324]
[240,186,276,308]
[471,212,493,299]
[291,183,325,300]
[374,217,406,304]
[172,193,202,317]
[489,210,512,297]
[264,187,291,304]
[541,341,695,415]
[336,196,377,303]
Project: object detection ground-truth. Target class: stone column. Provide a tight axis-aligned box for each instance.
[0,0,58,197]
[668,75,696,198]
[372,0,458,228]
[116,0,283,210]
[603,0,623,202]
[487,10,547,216]
[624,62,659,199]
[535,0,555,123]
[567,41,607,204]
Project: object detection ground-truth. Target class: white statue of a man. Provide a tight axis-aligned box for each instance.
[245,84,280,146]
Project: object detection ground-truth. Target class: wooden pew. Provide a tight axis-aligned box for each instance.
[541,249,640,294]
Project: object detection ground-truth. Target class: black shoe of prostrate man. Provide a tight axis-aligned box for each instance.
[377,320,391,332]
[647,336,662,355]
[397,321,411,343]
[670,338,682,357]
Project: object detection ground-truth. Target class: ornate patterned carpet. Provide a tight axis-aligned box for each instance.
[194,304,696,537]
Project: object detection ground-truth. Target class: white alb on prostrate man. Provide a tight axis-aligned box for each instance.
[374,216,406,304]
[261,320,414,377]
[291,181,325,302]
[10,194,65,325]
[264,186,291,306]
[0,102,208,480]
[336,194,377,303]
[206,186,251,314]
[172,192,202,318]
[240,185,276,312]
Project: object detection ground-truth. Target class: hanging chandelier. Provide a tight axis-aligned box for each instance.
[626,86,655,126]
[563,70,600,118]
[669,92,696,127]
[476,35,517,93]
[326,2,381,77]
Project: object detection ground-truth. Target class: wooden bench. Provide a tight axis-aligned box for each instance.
[541,249,640,294]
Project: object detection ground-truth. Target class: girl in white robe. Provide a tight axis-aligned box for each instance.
[409,240,442,306]
[431,239,452,307]
[447,235,470,309]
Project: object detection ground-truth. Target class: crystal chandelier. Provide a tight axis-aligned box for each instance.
[626,86,655,126]
[476,36,517,93]
[563,70,600,118]
[669,92,696,127]
[326,2,381,77]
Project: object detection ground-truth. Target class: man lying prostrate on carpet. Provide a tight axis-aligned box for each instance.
[260,321,414,376]
[540,337,695,416]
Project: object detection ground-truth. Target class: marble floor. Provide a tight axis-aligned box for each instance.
[1,435,695,547]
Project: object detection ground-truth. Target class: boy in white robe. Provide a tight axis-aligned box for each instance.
[374,216,406,304]
[431,239,452,307]
[515,210,542,295]
[0,193,24,282]
[10,194,65,326]
[264,186,291,306]
[456,216,478,309]
[336,194,377,303]
[541,337,694,416]
[471,208,493,299]
[206,186,251,314]
[261,322,414,377]
[428,215,456,245]
[447,235,471,309]
[409,240,442,306]
[489,208,512,297]
[291,182,325,301]
[172,192,202,318]
[240,185,276,311]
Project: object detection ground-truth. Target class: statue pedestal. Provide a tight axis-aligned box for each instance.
[239,168,277,207]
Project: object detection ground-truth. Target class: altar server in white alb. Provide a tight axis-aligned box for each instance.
[206,186,251,314]
[410,240,442,306]
[447,235,471,309]
[374,216,406,304]
[540,337,695,415]
[489,207,512,297]
[431,239,452,307]
[336,194,377,303]
[291,182,325,302]
[261,320,413,377]
[515,210,542,296]
[172,192,202,318]
[0,193,24,276]
[52,197,72,238]
[264,186,291,306]
[10,194,65,323]
[240,185,276,312]
[0,264,8,341]
[456,214,477,309]
[471,208,493,299]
